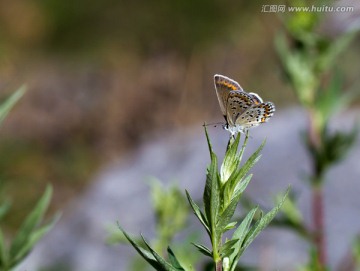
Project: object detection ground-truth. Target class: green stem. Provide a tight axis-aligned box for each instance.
[312,183,326,269]
[215,259,222,271]
[308,109,321,150]
[213,232,222,271]
[212,236,221,266]
[308,111,327,270]
[238,130,250,161]
[308,110,327,269]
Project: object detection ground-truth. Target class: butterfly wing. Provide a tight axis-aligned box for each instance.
[226,91,254,126]
[235,102,275,129]
[214,74,243,117]
[248,92,263,104]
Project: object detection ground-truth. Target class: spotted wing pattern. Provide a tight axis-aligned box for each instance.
[235,102,275,130]
[214,74,243,116]
[225,91,255,126]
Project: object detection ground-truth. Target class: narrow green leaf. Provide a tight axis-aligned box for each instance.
[119,226,161,270]
[220,239,239,257]
[227,140,265,193]
[203,152,219,222]
[242,187,290,250]
[198,128,224,260]
[225,132,240,160]
[239,139,264,173]
[203,155,217,218]
[191,243,212,258]
[167,247,185,271]
[141,235,180,271]
[185,190,210,235]
[203,129,220,249]
[325,127,358,165]
[216,193,241,236]
[205,155,220,254]
[0,86,26,126]
[232,174,253,200]
[277,193,303,225]
[10,213,61,268]
[204,125,214,156]
[224,221,237,231]
[232,207,258,244]
[229,207,258,271]
[10,185,52,259]
[221,133,241,183]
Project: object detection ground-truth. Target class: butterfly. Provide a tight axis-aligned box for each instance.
[214,74,275,135]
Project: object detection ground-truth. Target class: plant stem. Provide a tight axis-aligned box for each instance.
[308,109,321,149]
[216,260,222,271]
[313,184,326,269]
[308,110,327,269]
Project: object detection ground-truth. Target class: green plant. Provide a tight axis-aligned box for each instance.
[0,186,59,271]
[275,4,359,270]
[108,179,199,271]
[120,129,289,271]
[0,87,59,271]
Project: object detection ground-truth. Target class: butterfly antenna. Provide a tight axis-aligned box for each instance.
[203,122,224,128]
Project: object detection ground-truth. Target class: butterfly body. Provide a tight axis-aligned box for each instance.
[214,74,275,135]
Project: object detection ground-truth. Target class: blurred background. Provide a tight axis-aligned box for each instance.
[1,0,360,270]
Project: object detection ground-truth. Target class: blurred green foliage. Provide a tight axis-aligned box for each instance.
[0,186,59,271]
[150,179,189,253]
[276,0,359,183]
[0,88,58,271]
[0,136,97,231]
[109,179,200,271]
[276,16,356,111]
[275,2,359,270]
